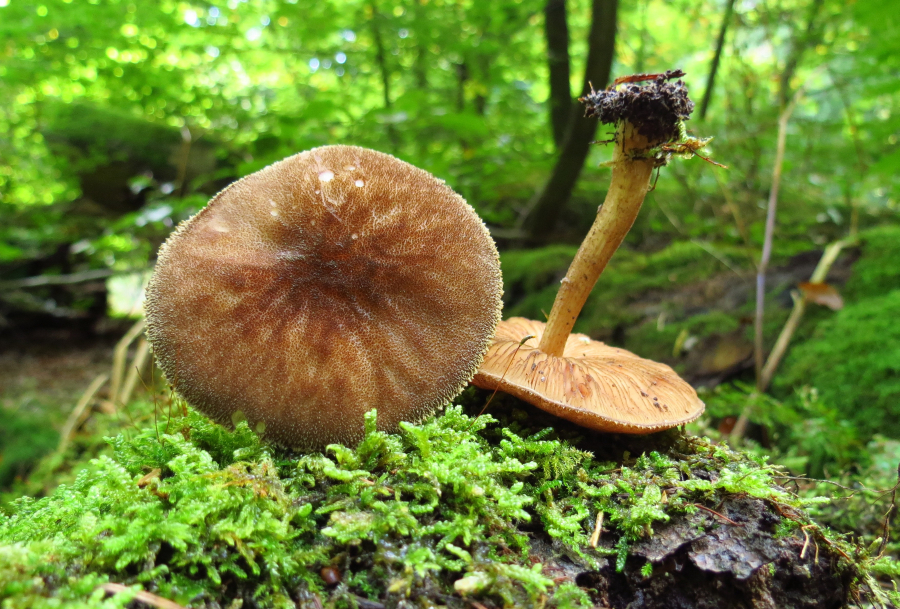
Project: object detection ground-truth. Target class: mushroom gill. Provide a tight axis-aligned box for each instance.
[145,145,503,450]
[474,318,703,433]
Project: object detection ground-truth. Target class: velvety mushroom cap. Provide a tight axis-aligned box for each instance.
[145,145,502,450]
[472,318,704,433]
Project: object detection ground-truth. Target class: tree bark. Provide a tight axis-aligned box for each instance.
[698,0,737,120]
[545,0,572,149]
[521,0,618,243]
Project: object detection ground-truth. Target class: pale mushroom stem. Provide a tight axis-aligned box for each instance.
[539,121,657,357]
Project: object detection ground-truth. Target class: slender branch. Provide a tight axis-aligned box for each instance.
[732,236,847,443]
[699,0,736,120]
[758,238,851,391]
[690,503,743,526]
[120,337,153,406]
[0,268,122,289]
[778,0,825,109]
[753,95,798,387]
[731,92,802,444]
[829,70,868,237]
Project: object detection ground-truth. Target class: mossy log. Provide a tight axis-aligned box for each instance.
[0,390,863,608]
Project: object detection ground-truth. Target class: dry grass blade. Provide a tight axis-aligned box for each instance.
[107,317,147,411]
[57,373,109,453]
[120,337,152,406]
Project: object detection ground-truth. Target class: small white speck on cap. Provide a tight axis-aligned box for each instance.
[355,179,365,187]
[318,170,335,182]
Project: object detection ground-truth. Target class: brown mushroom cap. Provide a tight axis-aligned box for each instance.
[472,318,704,433]
[145,145,502,450]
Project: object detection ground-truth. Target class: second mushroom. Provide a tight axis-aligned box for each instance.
[473,72,708,433]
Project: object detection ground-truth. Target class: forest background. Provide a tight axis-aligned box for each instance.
[0,0,899,602]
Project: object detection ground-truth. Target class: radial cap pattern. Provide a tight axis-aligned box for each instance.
[473,318,705,433]
[146,146,503,449]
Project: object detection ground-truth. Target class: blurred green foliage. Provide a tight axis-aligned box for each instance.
[0,0,897,282]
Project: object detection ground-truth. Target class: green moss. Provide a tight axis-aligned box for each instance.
[41,101,182,171]
[845,225,900,301]
[0,543,132,609]
[779,290,900,437]
[0,396,860,608]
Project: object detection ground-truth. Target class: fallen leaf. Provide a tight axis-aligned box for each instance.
[799,282,844,310]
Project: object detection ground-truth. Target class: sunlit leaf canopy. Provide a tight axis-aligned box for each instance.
[0,0,896,271]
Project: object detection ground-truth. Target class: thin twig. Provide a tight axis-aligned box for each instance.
[759,237,853,391]
[101,583,188,609]
[732,236,852,442]
[691,503,743,526]
[655,195,745,278]
[878,463,900,557]
[754,94,799,386]
[713,162,752,253]
[801,527,810,559]
[590,511,604,547]
[0,269,116,290]
[690,238,744,278]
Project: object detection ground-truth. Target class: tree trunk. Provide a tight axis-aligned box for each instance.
[545,0,572,149]
[699,0,737,120]
[521,0,618,243]
[778,0,825,109]
[368,1,399,151]
[413,0,428,89]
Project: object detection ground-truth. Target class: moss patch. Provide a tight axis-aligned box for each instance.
[844,225,900,301]
[0,392,865,608]
[779,290,900,438]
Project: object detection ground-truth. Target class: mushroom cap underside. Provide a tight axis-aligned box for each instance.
[471,317,705,434]
[145,145,503,450]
